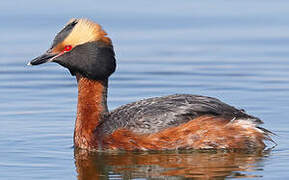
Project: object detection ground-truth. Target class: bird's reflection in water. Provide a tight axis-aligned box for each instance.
[74,149,269,179]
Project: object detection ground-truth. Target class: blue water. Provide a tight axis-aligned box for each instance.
[1,1,289,179]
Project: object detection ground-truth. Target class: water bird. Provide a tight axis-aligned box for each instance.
[28,18,273,151]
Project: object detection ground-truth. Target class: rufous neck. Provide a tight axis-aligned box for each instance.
[74,74,108,150]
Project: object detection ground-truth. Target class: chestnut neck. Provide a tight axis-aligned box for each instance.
[74,74,108,150]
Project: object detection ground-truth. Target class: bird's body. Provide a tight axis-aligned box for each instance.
[29,18,273,151]
[108,94,260,135]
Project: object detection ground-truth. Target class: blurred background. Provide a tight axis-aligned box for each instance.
[1,0,289,179]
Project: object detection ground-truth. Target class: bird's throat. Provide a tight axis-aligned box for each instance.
[74,73,108,150]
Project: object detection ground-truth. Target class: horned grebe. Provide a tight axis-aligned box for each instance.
[28,18,273,151]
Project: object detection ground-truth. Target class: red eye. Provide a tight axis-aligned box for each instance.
[64,45,72,52]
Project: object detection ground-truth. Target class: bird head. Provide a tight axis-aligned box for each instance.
[29,18,116,80]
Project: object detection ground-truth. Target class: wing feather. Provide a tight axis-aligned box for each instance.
[102,94,261,134]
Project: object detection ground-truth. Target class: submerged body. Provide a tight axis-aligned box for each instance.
[29,18,273,151]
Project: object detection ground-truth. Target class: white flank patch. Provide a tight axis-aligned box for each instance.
[232,119,264,133]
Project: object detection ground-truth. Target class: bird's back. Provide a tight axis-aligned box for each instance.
[101,94,262,134]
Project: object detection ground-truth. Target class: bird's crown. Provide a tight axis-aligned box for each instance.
[52,18,111,52]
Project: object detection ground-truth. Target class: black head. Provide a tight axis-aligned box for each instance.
[29,18,116,80]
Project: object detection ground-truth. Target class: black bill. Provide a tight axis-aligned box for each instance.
[28,52,57,66]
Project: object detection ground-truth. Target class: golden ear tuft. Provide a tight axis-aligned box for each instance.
[63,18,111,46]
